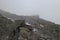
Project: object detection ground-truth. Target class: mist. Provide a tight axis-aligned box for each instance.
[0,0,60,24]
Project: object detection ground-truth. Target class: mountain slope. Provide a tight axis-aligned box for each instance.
[0,9,60,40]
[0,9,55,25]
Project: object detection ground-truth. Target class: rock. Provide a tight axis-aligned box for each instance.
[0,10,60,40]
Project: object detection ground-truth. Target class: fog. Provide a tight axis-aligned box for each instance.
[0,0,60,24]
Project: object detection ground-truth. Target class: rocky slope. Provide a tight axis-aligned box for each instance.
[0,9,60,40]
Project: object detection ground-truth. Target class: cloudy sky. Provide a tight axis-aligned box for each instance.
[0,0,60,24]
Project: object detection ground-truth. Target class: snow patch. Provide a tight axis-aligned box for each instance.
[40,24,44,27]
[25,22,31,25]
[8,18,15,22]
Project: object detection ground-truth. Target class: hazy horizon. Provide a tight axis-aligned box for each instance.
[0,0,60,24]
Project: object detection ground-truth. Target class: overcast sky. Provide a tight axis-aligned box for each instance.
[0,0,60,24]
